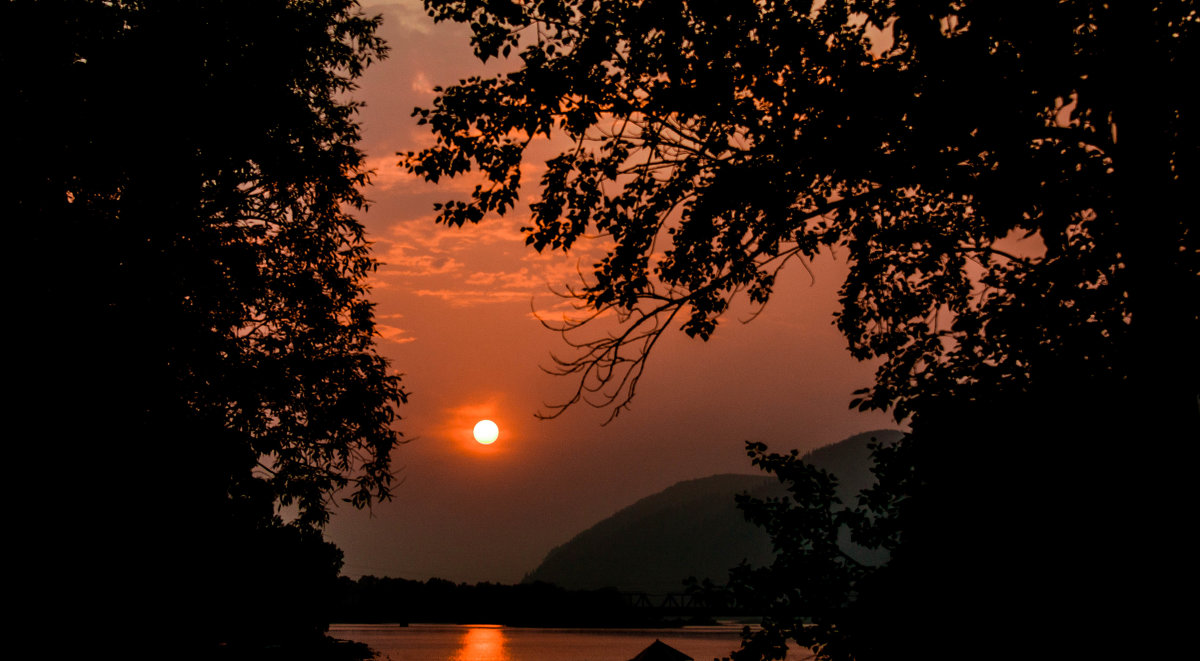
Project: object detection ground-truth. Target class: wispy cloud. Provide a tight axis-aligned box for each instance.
[364,144,628,312]
[376,323,417,345]
[362,0,433,34]
[464,268,542,289]
[362,155,421,191]
[414,289,535,306]
[378,255,465,278]
[411,70,435,95]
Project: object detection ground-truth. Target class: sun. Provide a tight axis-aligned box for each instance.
[473,419,499,445]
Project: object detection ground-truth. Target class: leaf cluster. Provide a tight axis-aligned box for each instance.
[728,439,908,661]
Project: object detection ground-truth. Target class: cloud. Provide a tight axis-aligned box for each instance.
[368,211,626,311]
[376,323,417,345]
[363,151,629,311]
[380,212,531,264]
[362,155,421,191]
[528,296,593,325]
[464,268,542,290]
[446,401,498,420]
[377,255,465,278]
[411,70,435,95]
[414,289,535,306]
[362,0,433,34]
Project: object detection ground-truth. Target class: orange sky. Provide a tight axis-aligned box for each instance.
[324,1,895,583]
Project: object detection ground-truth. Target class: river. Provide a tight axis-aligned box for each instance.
[330,623,809,661]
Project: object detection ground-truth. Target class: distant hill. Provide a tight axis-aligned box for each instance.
[804,429,905,503]
[524,430,903,593]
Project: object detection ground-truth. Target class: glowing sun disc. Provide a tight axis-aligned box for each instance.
[473,419,499,445]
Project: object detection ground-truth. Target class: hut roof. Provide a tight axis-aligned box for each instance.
[628,639,693,661]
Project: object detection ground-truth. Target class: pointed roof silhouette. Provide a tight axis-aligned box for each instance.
[629,639,693,661]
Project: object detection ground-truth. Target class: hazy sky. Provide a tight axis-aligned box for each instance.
[324,1,896,584]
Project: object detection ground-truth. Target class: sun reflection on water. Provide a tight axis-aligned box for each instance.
[452,625,510,661]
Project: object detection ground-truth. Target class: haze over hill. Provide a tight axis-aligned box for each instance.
[524,430,903,593]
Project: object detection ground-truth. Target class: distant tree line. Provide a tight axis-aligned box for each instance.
[332,576,727,627]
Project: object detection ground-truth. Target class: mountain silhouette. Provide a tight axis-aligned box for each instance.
[525,430,902,593]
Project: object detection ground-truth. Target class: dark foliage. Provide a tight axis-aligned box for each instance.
[404,0,1195,425]
[6,0,404,653]
[404,0,1197,659]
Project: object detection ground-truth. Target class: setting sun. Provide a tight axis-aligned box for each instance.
[473,419,499,445]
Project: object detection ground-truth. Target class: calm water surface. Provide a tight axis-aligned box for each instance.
[330,623,809,661]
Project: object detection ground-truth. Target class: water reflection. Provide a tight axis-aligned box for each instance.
[453,625,510,661]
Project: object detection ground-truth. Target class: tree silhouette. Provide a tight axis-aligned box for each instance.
[7,0,404,652]
[405,0,1197,658]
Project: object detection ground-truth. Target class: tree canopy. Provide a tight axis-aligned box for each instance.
[405,0,1197,658]
[405,0,1195,423]
[8,0,404,650]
